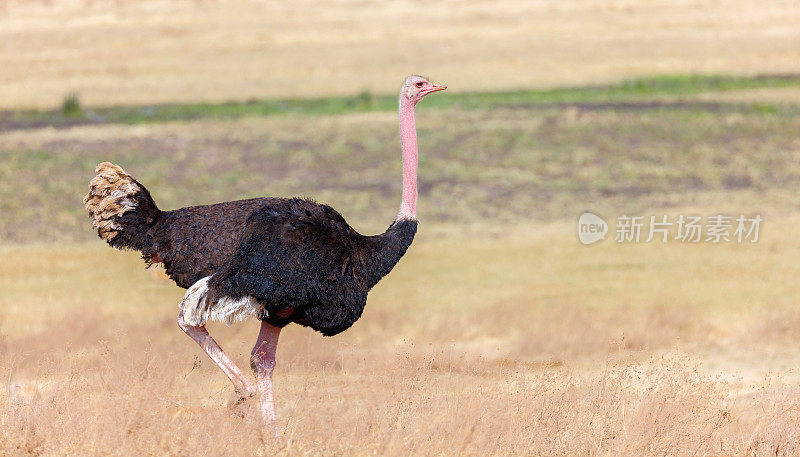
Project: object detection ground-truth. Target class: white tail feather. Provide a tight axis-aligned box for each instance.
[178,276,262,326]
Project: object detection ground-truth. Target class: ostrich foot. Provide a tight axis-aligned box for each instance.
[230,387,257,405]
[227,389,258,419]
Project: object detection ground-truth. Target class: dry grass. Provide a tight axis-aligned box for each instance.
[1,0,799,109]
[4,218,800,455]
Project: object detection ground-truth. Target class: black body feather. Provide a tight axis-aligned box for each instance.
[205,199,417,336]
[151,198,272,288]
[86,164,417,336]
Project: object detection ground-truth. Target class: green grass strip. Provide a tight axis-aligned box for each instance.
[3,73,800,130]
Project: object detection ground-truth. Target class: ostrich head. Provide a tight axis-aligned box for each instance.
[401,75,447,105]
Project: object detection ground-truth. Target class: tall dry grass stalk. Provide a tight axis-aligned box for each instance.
[2,323,800,456]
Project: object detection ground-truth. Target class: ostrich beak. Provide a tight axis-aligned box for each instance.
[425,83,447,95]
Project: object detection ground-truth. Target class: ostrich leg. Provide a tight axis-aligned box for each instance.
[177,311,257,400]
[251,320,282,436]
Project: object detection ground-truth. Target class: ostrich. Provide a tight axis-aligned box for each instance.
[83,75,446,434]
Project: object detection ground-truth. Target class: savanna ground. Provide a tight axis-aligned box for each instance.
[4,0,800,455]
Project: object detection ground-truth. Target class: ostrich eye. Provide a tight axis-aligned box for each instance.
[415,81,424,88]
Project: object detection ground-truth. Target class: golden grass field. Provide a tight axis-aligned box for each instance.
[4,0,800,455]
[2,0,800,109]
[4,220,800,456]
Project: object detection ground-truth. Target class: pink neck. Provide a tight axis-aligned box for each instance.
[397,96,418,221]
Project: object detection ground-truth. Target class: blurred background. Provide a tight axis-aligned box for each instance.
[2,1,800,455]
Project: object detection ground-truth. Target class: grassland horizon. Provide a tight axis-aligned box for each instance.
[4,73,800,132]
